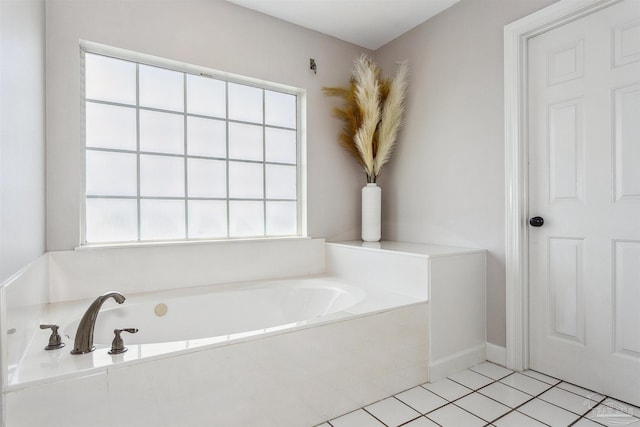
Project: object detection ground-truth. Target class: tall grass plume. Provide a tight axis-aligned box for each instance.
[323,54,408,183]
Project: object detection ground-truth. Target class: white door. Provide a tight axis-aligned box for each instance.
[528,0,640,406]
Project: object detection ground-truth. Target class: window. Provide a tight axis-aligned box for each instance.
[82,48,302,244]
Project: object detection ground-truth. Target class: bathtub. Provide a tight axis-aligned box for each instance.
[3,241,486,427]
[64,278,367,347]
[6,274,429,427]
[12,276,413,384]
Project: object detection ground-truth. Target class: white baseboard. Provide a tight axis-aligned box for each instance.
[429,344,486,382]
[486,342,507,367]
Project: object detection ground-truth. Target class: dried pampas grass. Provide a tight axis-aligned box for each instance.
[323,54,408,183]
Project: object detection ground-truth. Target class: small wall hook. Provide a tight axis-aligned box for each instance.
[310,58,317,75]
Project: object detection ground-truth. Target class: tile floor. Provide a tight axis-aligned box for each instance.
[316,362,640,427]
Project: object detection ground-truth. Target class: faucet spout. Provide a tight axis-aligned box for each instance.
[71,291,125,354]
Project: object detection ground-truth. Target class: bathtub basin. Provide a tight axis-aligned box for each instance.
[3,241,487,427]
[9,275,418,388]
[63,278,366,346]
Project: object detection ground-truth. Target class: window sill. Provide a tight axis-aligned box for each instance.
[75,235,310,251]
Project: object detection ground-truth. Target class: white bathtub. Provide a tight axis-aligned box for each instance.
[64,278,366,346]
[3,241,486,427]
[9,275,423,389]
[6,274,428,427]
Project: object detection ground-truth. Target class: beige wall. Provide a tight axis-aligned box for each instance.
[45,0,368,250]
[43,0,566,347]
[375,0,558,347]
[0,0,46,282]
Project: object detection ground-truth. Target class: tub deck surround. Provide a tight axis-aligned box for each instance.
[48,237,326,302]
[6,275,423,390]
[6,304,429,427]
[327,241,488,381]
[2,240,487,426]
[0,255,50,389]
[1,238,325,385]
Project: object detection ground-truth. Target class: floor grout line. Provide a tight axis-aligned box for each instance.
[321,365,639,427]
[361,406,389,426]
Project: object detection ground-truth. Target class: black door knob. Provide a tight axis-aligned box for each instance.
[529,216,544,227]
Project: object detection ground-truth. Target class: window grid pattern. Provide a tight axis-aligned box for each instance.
[83,52,299,244]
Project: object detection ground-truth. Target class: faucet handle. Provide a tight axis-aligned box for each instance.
[108,328,138,355]
[40,324,65,350]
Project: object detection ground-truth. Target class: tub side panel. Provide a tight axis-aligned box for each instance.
[106,304,429,427]
[1,255,49,386]
[326,244,429,299]
[428,252,487,381]
[48,238,325,302]
[5,372,109,427]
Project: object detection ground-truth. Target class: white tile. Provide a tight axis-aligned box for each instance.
[315,424,332,427]
[521,370,560,385]
[454,392,511,422]
[499,372,553,396]
[426,403,486,427]
[395,386,448,414]
[557,382,605,401]
[448,368,494,390]
[403,417,441,427]
[365,397,421,427]
[479,381,533,408]
[538,386,595,415]
[586,404,640,426]
[331,409,386,427]
[602,398,640,418]
[518,398,581,426]
[470,362,513,380]
[422,378,472,401]
[572,418,604,426]
[493,410,548,427]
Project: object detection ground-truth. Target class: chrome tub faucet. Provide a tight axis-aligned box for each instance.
[71,291,125,354]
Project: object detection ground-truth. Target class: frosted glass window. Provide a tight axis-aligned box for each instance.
[85,199,138,243]
[86,151,137,196]
[188,200,227,238]
[187,159,226,198]
[187,117,226,158]
[265,128,296,164]
[228,83,262,123]
[229,122,263,161]
[229,201,264,237]
[187,75,226,118]
[266,165,296,199]
[140,155,185,197]
[140,110,184,154]
[139,64,184,112]
[140,200,185,240]
[265,91,296,129]
[266,202,297,236]
[83,48,301,244]
[86,103,137,150]
[229,162,263,199]
[85,54,136,105]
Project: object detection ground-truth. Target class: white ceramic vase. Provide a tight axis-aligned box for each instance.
[361,183,381,242]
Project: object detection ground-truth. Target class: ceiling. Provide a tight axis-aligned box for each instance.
[225,0,461,50]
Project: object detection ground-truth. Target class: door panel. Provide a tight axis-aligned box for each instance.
[548,99,584,202]
[548,237,584,343]
[528,0,640,405]
[614,84,640,200]
[614,240,640,357]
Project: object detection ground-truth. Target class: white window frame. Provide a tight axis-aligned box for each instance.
[80,41,307,246]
